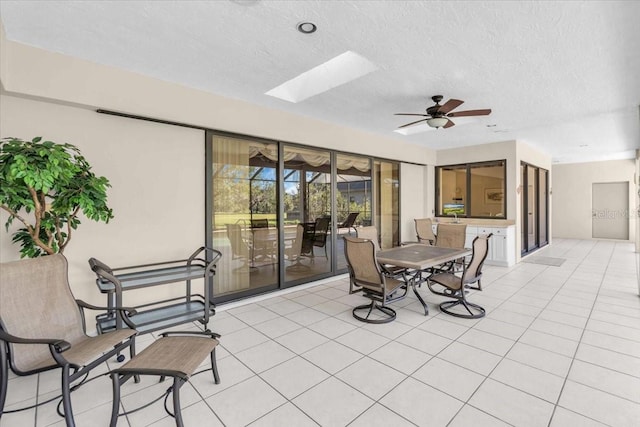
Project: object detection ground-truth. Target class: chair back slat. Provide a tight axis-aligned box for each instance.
[356,226,380,250]
[291,224,304,254]
[312,217,330,247]
[0,254,85,372]
[415,218,436,244]
[340,212,359,228]
[343,237,383,290]
[226,223,248,258]
[435,224,467,249]
[463,234,492,283]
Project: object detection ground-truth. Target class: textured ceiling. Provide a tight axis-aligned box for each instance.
[1,0,639,163]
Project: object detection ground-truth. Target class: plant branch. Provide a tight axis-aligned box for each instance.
[0,205,34,233]
[59,206,79,252]
[26,187,55,255]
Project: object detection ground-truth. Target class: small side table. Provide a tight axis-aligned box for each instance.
[109,331,220,427]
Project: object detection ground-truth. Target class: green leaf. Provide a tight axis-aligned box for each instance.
[1,137,114,257]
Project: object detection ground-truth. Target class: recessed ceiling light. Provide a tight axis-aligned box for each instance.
[297,22,317,34]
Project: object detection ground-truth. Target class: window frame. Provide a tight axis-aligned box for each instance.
[435,159,507,219]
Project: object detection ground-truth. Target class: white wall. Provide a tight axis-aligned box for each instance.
[0,95,205,307]
[1,33,431,164]
[436,140,553,260]
[0,34,439,308]
[552,159,636,241]
[437,140,519,220]
[636,150,640,252]
[400,163,427,243]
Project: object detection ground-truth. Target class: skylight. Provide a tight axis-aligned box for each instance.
[265,51,378,103]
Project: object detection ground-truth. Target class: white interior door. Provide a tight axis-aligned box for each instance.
[592,182,629,240]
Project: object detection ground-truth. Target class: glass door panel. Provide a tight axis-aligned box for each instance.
[283,145,332,285]
[336,154,371,271]
[521,162,549,255]
[539,170,548,245]
[527,166,538,251]
[521,164,526,254]
[210,135,278,302]
[375,160,399,249]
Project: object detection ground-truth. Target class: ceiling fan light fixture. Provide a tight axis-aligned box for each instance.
[426,117,449,128]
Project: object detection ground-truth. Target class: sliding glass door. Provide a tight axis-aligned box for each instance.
[207,130,400,302]
[208,134,279,303]
[282,145,332,286]
[336,154,372,270]
[375,160,400,249]
[521,162,549,255]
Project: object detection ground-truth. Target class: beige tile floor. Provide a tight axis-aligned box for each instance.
[2,239,639,426]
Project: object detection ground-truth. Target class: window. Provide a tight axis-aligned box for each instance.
[436,160,506,219]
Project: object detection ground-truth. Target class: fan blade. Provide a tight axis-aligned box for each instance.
[443,119,455,128]
[398,118,428,129]
[447,109,492,117]
[394,113,429,117]
[438,99,464,114]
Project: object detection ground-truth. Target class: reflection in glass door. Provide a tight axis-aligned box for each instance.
[208,134,279,303]
[282,145,332,286]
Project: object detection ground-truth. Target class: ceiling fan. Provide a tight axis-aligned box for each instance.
[395,95,492,129]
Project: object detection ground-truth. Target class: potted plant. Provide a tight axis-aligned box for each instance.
[0,136,114,257]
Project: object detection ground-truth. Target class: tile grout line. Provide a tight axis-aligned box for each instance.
[546,240,618,427]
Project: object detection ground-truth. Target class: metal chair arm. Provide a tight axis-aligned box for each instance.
[0,329,71,352]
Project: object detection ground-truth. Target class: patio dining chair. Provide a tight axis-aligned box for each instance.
[309,216,330,259]
[226,223,250,264]
[414,218,437,245]
[338,212,359,235]
[427,234,492,319]
[356,226,409,280]
[434,223,467,273]
[285,224,310,272]
[435,223,467,249]
[343,236,406,323]
[0,254,137,427]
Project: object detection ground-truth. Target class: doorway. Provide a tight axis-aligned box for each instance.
[592,182,629,240]
[521,162,549,255]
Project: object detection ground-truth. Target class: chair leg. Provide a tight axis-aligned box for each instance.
[465,279,482,291]
[61,364,76,427]
[129,338,140,383]
[172,379,185,427]
[0,341,8,419]
[439,294,485,319]
[352,300,396,324]
[210,348,220,385]
[109,373,121,427]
